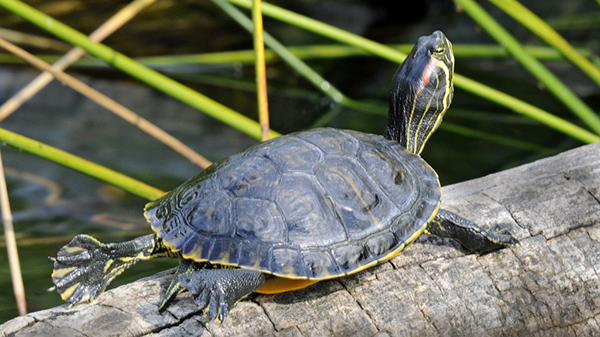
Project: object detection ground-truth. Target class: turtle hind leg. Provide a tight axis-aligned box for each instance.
[426,209,517,253]
[179,268,265,323]
[51,233,174,304]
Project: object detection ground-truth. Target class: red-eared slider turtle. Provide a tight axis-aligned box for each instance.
[51,31,515,323]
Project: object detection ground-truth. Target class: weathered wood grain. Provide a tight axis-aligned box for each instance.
[2,142,600,337]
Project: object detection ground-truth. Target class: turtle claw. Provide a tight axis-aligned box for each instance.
[52,234,161,305]
[181,272,233,323]
[193,287,211,309]
[430,209,517,253]
[159,259,200,310]
[206,288,229,323]
[488,223,519,245]
[51,234,112,304]
[178,268,265,324]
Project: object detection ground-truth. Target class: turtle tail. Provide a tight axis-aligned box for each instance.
[50,233,175,304]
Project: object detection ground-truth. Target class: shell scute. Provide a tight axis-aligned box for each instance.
[237,241,271,271]
[299,128,360,155]
[219,156,279,200]
[271,248,303,277]
[275,172,346,248]
[365,232,398,257]
[265,136,324,173]
[315,154,398,241]
[234,198,286,243]
[301,250,340,278]
[331,243,369,274]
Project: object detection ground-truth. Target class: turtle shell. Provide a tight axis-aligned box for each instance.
[144,128,441,280]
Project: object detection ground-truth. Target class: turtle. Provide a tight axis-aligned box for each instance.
[51,30,515,323]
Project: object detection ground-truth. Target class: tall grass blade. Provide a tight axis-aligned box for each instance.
[0,37,212,168]
[0,128,164,200]
[0,148,27,316]
[488,0,600,88]
[0,0,157,122]
[455,0,600,134]
[252,0,271,141]
[0,0,280,141]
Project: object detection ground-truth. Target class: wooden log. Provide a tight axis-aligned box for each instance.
[2,142,600,337]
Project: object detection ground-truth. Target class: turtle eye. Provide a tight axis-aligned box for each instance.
[433,44,445,56]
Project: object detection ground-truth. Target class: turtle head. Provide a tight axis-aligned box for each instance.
[385,30,455,155]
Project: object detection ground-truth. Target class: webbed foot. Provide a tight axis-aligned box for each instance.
[486,223,519,246]
[179,268,265,323]
[427,209,517,253]
[50,234,165,304]
[50,234,117,304]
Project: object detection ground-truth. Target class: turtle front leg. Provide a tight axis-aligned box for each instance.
[51,233,176,304]
[159,258,201,310]
[426,209,517,253]
[179,268,265,323]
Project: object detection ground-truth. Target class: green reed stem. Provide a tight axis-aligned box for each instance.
[0,43,587,69]
[455,0,600,135]
[0,128,165,200]
[252,0,271,141]
[440,122,554,154]
[0,0,280,141]
[488,0,600,88]
[213,0,381,117]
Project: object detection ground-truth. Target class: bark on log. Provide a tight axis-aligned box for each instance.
[2,142,600,337]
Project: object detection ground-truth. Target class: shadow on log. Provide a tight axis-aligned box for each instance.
[2,143,600,336]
